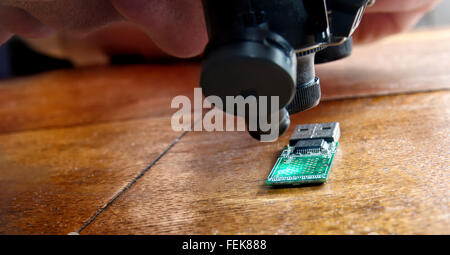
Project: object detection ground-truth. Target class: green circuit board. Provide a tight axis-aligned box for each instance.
[266,142,338,185]
[266,122,340,186]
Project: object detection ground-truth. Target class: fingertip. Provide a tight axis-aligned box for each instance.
[353,9,426,44]
[365,0,442,13]
[111,0,208,58]
[162,26,208,58]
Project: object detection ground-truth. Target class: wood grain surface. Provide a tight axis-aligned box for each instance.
[318,27,450,99]
[0,65,194,234]
[0,64,200,134]
[81,91,449,235]
[0,28,449,234]
[0,118,183,234]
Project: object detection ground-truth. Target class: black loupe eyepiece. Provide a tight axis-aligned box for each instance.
[200,0,370,141]
[201,28,297,141]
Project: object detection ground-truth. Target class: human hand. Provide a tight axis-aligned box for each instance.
[0,0,442,59]
[352,0,442,44]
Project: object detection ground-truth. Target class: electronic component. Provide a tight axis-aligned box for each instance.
[293,139,328,154]
[289,122,340,145]
[266,122,340,186]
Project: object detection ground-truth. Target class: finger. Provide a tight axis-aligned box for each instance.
[1,0,122,37]
[88,21,169,58]
[365,0,441,13]
[111,0,208,58]
[0,5,53,38]
[353,8,428,44]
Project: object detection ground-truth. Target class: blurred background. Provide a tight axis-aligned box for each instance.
[1,1,450,80]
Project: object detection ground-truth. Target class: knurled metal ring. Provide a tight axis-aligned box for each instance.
[295,43,327,57]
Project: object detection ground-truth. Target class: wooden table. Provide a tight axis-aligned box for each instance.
[0,28,449,235]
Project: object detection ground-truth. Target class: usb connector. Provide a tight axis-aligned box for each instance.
[289,122,340,146]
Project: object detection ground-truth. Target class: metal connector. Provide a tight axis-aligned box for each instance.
[367,0,376,7]
[289,122,340,146]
